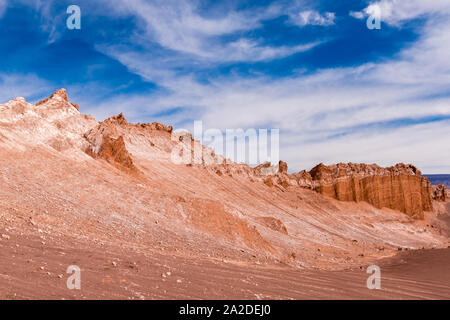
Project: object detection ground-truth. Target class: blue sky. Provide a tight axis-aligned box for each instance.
[1,0,450,173]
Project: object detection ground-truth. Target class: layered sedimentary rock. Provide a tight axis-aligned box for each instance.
[291,163,433,219]
[242,159,435,219]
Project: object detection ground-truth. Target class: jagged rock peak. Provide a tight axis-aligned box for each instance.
[102,113,173,133]
[278,160,288,174]
[51,88,69,101]
[105,113,128,126]
[141,121,173,133]
[13,97,27,103]
[36,88,79,110]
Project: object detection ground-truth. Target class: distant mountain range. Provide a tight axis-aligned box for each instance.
[425,174,450,188]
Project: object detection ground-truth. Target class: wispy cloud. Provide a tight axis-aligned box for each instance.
[349,11,364,20]
[0,73,52,103]
[289,10,335,26]
[93,0,319,63]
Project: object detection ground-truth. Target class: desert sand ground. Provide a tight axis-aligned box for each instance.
[0,231,449,299]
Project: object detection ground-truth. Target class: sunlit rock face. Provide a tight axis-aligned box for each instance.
[299,163,433,219]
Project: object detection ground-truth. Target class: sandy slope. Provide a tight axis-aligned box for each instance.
[0,231,449,299]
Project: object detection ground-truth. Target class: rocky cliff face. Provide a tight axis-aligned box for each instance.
[287,163,433,219]
[262,162,433,219]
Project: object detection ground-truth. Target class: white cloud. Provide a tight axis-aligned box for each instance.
[91,0,320,63]
[349,11,365,20]
[19,0,322,62]
[0,74,52,103]
[96,0,304,62]
[222,39,320,62]
[291,10,336,26]
[283,118,450,173]
[13,0,67,43]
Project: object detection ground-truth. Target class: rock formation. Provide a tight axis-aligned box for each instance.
[81,112,436,219]
[432,184,447,201]
[291,163,433,219]
[253,161,435,218]
[96,135,136,171]
[278,160,288,174]
[36,88,80,110]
